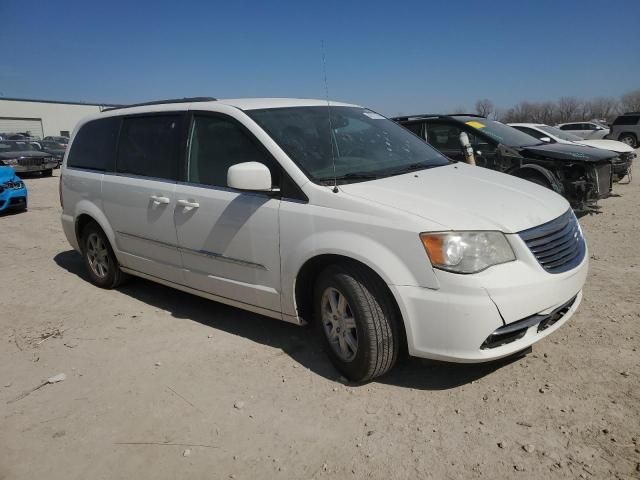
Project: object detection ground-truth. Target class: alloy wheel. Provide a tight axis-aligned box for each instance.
[86,233,110,278]
[321,287,358,361]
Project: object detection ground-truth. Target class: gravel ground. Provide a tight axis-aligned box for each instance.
[1,158,639,480]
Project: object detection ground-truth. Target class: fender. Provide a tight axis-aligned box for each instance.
[73,199,126,265]
[281,230,440,318]
[509,164,564,194]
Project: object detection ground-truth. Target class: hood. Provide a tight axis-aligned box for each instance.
[339,163,569,233]
[0,151,51,159]
[516,142,616,162]
[575,139,635,153]
[0,166,18,183]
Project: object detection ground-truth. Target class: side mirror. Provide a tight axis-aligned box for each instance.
[540,136,551,143]
[227,162,273,191]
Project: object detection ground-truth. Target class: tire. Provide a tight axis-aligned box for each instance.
[314,263,399,382]
[42,169,53,177]
[81,221,126,289]
[521,172,551,189]
[619,134,637,148]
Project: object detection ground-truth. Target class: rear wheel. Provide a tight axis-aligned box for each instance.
[81,221,126,289]
[314,263,399,382]
[619,134,637,148]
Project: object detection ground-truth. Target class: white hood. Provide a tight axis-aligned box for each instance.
[575,139,635,153]
[340,163,569,233]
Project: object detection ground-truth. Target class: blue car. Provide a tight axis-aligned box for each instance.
[0,164,28,213]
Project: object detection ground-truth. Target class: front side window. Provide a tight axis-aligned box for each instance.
[426,123,464,150]
[187,114,278,188]
[613,115,640,126]
[117,115,181,180]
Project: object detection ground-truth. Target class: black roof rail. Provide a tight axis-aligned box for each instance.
[392,113,487,122]
[103,97,217,112]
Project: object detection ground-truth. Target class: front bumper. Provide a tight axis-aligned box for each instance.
[391,233,588,363]
[12,161,58,173]
[0,185,27,212]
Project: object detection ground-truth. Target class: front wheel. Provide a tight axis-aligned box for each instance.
[314,264,399,382]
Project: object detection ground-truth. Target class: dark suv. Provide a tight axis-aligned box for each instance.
[606,112,640,148]
[393,114,616,212]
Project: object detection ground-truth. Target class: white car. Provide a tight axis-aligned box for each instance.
[60,97,588,381]
[510,123,635,180]
[555,121,610,139]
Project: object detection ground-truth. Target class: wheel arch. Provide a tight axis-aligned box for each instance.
[73,201,118,255]
[510,164,564,194]
[293,253,408,356]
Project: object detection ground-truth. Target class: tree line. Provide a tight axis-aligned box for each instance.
[474,88,640,125]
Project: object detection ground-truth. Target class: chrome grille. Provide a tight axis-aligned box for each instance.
[18,157,44,166]
[519,210,586,274]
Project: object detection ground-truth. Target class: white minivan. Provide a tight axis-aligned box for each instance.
[60,97,588,381]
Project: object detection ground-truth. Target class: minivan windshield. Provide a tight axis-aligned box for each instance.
[248,106,450,184]
[538,125,583,142]
[457,117,542,148]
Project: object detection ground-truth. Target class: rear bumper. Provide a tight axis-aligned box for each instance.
[61,213,80,251]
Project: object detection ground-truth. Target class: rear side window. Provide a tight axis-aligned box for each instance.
[613,115,640,126]
[187,114,278,188]
[67,117,120,171]
[117,115,182,180]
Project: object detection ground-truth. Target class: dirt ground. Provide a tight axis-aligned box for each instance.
[1,158,639,480]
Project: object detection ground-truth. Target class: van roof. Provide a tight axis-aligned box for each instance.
[102,97,359,113]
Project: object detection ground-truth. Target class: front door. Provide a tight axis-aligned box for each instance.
[174,112,282,314]
[102,113,184,283]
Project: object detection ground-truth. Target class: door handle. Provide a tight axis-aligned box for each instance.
[150,195,170,205]
[177,199,200,209]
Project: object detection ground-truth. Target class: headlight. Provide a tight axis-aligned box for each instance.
[420,231,515,274]
[3,158,18,165]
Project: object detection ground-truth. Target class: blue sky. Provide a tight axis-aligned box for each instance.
[1,0,639,116]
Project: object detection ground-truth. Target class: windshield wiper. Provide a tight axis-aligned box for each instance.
[386,162,436,175]
[318,172,379,185]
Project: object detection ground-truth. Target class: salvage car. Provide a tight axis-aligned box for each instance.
[61,97,588,382]
[606,112,640,148]
[0,162,27,213]
[0,141,58,176]
[393,114,615,212]
[509,123,634,181]
[40,137,68,166]
[555,122,610,139]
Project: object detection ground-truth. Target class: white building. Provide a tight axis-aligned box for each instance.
[0,97,116,139]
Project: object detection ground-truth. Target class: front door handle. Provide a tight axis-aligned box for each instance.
[177,199,200,209]
[150,195,170,205]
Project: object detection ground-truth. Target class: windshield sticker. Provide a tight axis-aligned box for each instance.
[465,121,485,129]
[363,111,385,120]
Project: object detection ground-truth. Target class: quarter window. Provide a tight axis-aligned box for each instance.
[67,117,120,171]
[117,115,181,180]
[187,115,277,188]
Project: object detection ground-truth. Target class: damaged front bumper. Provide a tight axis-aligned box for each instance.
[390,231,588,363]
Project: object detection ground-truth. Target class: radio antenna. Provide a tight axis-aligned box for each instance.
[321,40,339,193]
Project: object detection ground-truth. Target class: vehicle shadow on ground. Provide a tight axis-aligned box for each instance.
[54,249,523,391]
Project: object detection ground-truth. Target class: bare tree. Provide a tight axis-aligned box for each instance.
[451,106,467,114]
[556,97,582,123]
[586,97,619,122]
[620,89,640,112]
[475,99,495,118]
